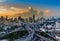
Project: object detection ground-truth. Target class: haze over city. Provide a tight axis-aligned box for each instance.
[0,0,59,18]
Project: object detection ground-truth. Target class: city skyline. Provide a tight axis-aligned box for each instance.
[0,0,59,18]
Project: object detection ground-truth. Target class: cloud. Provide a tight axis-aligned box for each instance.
[44,9,49,13]
[0,6,29,18]
[10,7,17,10]
[0,8,7,12]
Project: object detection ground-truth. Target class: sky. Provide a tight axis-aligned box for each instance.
[3,0,60,7]
[0,0,60,17]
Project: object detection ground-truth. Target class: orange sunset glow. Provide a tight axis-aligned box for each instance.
[0,6,28,18]
[0,6,51,18]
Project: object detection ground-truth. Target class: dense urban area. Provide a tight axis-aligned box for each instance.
[0,7,60,41]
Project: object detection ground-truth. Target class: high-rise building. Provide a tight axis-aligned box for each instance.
[32,14,35,22]
[29,17,33,23]
[5,16,8,20]
[40,11,44,18]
